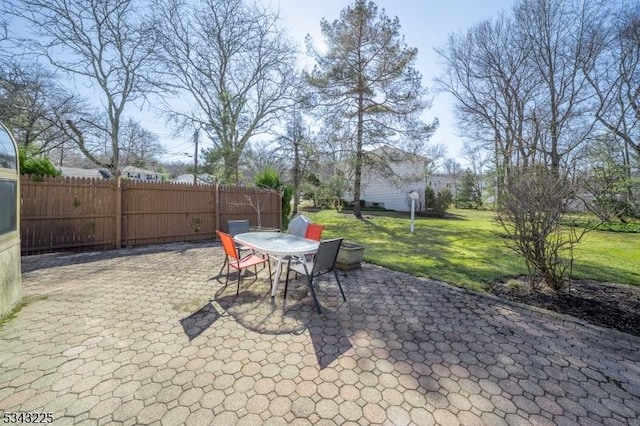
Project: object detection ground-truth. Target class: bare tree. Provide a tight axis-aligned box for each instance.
[585,5,640,160]
[0,15,7,43]
[461,139,490,198]
[514,0,603,171]
[0,62,71,151]
[119,119,165,169]
[436,14,539,203]
[442,158,462,177]
[437,0,605,203]
[461,140,490,178]
[154,0,298,185]
[274,110,319,215]
[423,142,448,175]
[8,0,159,176]
[243,143,288,183]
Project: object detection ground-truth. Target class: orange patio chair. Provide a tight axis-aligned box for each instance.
[217,231,271,296]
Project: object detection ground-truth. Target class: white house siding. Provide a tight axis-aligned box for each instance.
[361,178,425,211]
[121,166,162,182]
[344,158,427,212]
[426,175,458,197]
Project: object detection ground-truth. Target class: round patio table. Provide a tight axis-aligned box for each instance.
[234,232,319,297]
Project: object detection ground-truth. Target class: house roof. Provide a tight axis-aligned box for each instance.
[365,146,429,164]
[59,166,163,179]
[121,166,161,175]
[171,174,216,185]
[59,167,111,179]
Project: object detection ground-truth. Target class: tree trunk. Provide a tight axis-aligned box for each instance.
[353,87,365,220]
[292,141,300,215]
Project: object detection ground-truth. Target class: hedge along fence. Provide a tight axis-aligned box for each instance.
[20,175,281,254]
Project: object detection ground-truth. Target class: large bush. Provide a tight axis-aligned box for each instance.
[496,166,587,292]
[455,169,482,209]
[19,147,61,180]
[254,167,292,229]
[281,185,293,230]
[423,187,452,217]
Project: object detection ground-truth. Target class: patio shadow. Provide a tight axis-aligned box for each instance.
[215,280,352,369]
[180,302,222,341]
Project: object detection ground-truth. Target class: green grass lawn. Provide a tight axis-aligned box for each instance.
[304,208,640,292]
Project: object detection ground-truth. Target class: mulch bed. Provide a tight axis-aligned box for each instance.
[490,279,640,338]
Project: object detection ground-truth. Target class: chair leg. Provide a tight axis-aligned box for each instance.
[284,258,292,299]
[237,267,242,296]
[333,270,347,301]
[300,263,321,314]
[266,257,272,292]
[306,275,322,314]
[222,261,230,292]
[218,257,228,277]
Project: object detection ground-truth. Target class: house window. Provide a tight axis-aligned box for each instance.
[0,131,17,170]
[0,180,17,236]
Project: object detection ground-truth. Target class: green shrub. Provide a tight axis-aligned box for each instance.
[282,185,293,229]
[424,187,452,217]
[19,147,61,180]
[455,169,483,209]
[254,167,280,189]
[255,167,292,229]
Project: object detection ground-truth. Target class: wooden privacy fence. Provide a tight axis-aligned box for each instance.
[20,175,282,254]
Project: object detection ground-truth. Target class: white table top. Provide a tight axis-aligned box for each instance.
[234,232,319,257]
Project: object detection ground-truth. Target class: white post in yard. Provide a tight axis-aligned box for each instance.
[410,191,419,233]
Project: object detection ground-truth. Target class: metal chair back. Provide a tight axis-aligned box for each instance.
[228,219,250,236]
[312,238,343,276]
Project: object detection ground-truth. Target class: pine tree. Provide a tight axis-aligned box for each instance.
[307,0,436,219]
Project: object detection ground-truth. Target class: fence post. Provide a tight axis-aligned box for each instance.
[215,183,221,237]
[279,187,283,231]
[115,178,122,249]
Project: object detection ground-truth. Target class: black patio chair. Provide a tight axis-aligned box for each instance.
[284,238,346,313]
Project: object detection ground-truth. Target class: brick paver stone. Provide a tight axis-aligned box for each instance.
[0,242,637,425]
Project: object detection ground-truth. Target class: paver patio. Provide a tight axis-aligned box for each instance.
[1,241,639,425]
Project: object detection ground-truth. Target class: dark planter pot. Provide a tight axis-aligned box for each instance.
[336,242,365,271]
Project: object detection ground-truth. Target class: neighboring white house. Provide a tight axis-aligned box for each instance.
[170,173,216,185]
[59,166,111,179]
[59,166,162,182]
[121,166,162,182]
[426,174,459,198]
[343,147,429,212]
